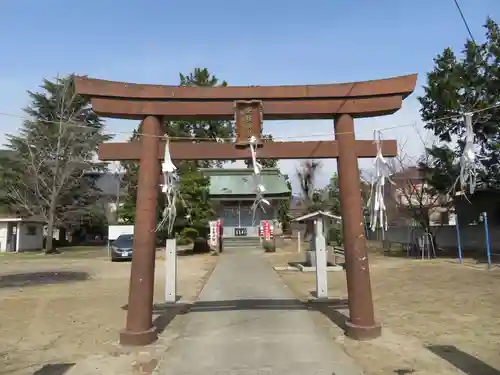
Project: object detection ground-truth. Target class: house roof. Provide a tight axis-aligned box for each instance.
[83,171,126,197]
[200,168,291,197]
[292,211,341,222]
[391,166,424,181]
[0,151,125,197]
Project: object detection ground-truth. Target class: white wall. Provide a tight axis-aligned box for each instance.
[17,223,43,252]
[0,223,8,252]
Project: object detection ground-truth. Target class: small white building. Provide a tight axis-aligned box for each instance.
[0,216,45,253]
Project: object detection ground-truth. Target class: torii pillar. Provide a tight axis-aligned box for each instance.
[336,113,380,339]
[121,115,162,345]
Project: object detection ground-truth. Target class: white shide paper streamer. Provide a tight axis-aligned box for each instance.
[249,136,270,225]
[367,131,394,232]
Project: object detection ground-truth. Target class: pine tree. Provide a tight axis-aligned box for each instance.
[119,68,231,233]
[0,75,110,252]
[418,18,500,194]
[277,174,292,233]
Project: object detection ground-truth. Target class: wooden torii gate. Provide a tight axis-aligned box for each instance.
[74,74,417,346]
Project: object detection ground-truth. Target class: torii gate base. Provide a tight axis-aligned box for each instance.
[75,74,417,345]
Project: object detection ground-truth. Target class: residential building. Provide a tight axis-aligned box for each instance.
[0,216,45,252]
[384,166,450,226]
[83,170,126,223]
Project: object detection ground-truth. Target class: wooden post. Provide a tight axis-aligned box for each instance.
[335,114,381,340]
[120,115,162,346]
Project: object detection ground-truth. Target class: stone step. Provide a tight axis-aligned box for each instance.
[223,236,261,248]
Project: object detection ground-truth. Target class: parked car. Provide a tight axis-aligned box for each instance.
[110,234,134,261]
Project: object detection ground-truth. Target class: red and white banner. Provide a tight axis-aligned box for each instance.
[263,220,271,241]
[209,220,218,247]
[216,219,222,237]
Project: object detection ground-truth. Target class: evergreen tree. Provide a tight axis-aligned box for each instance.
[277,173,292,233]
[0,75,110,252]
[175,161,215,232]
[119,68,230,232]
[325,173,341,215]
[173,68,234,168]
[418,18,500,194]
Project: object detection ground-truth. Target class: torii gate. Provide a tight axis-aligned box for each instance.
[74,74,417,346]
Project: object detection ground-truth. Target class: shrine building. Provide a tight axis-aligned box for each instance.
[201,168,291,239]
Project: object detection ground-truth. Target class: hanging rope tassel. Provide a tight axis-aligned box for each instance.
[156,135,194,237]
[367,131,394,232]
[459,112,478,195]
[156,135,178,236]
[249,136,270,225]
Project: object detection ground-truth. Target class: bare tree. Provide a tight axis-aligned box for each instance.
[295,160,325,242]
[360,126,452,232]
[384,138,451,231]
[1,75,110,253]
[296,160,324,213]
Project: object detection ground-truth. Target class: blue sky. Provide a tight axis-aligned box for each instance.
[1,0,499,190]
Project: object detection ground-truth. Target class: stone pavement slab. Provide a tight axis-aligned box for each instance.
[155,248,363,375]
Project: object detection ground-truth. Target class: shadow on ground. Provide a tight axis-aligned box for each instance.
[176,249,211,257]
[32,363,75,375]
[288,261,346,269]
[427,345,500,375]
[0,271,90,289]
[393,369,416,374]
[142,298,349,335]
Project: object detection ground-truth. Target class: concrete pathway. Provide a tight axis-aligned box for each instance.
[155,248,363,375]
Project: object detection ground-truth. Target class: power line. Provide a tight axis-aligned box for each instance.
[452,0,477,44]
[0,101,498,143]
[451,0,500,122]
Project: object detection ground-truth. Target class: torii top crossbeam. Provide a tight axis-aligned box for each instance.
[74,74,417,119]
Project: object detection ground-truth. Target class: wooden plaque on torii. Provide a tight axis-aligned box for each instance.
[234,100,263,148]
[74,73,417,346]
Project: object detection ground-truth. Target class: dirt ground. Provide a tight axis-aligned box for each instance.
[266,240,500,375]
[0,247,217,375]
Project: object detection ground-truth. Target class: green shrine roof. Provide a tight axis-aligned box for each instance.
[201,168,291,198]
